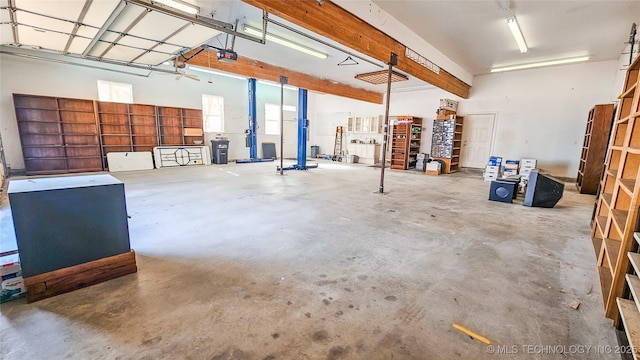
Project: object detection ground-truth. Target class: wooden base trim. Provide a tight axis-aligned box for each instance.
[24,250,137,302]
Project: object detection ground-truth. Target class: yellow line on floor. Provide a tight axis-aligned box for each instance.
[452,323,491,344]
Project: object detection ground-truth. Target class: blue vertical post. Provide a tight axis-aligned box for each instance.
[248,78,258,160]
[296,88,308,169]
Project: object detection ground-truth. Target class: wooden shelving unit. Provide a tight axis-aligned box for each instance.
[592,54,640,322]
[158,106,184,146]
[431,115,463,173]
[13,94,102,175]
[577,104,615,194]
[390,116,422,170]
[14,94,204,174]
[130,104,159,153]
[182,108,204,145]
[97,101,134,168]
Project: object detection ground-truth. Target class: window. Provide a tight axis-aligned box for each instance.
[265,103,281,135]
[97,80,133,103]
[202,94,224,132]
[265,103,297,135]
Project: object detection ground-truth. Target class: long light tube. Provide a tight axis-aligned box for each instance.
[243,25,328,59]
[490,56,590,73]
[507,17,528,53]
[188,65,246,80]
[154,0,199,15]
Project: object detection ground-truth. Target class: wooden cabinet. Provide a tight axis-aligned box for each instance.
[346,143,381,164]
[431,116,463,173]
[577,104,615,194]
[390,116,422,170]
[13,94,102,175]
[592,54,640,322]
[347,115,383,134]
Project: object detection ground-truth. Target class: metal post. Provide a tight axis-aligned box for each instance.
[248,78,257,160]
[296,88,308,169]
[379,52,397,193]
[279,75,288,175]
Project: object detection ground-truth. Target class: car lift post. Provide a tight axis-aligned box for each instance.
[237,78,273,163]
[248,77,258,159]
[278,87,318,171]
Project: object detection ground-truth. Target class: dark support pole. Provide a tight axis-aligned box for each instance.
[296,88,308,169]
[279,75,288,175]
[379,52,397,193]
[248,78,257,160]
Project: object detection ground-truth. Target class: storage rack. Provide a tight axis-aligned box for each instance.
[577,104,615,194]
[390,116,422,170]
[13,94,205,174]
[591,54,640,323]
[431,115,463,173]
[13,94,102,175]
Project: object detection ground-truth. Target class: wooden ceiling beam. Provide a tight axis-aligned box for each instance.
[242,0,471,99]
[186,50,383,104]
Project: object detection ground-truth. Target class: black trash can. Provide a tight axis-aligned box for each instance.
[211,139,229,164]
[310,145,319,159]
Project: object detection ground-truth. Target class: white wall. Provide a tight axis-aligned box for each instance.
[460,60,619,177]
[309,87,463,157]
[0,53,298,171]
[309,60,619,177]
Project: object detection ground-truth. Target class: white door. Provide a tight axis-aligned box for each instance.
[282,111,298,159]
[460,113,496,168]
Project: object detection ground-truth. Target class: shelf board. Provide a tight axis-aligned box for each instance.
[604,238,622,273]
[617,116,631,124]
[627,148,640,155]
[612,209,629,232]
[626,274,640,313]
[598,265,613,307]
[621,179,636,194]
[617,297,640,360]
[611,145,625,151]
[635,232,640,246]
[596,215,608,233]
[607,169,619,178]
[601,193,613,208]
[592,236,603,258]
[629,252,640,275]
[619,83,637,99]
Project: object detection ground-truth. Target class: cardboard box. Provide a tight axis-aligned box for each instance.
[436,114,455,120]
[504,160,520,170]
[439,98,458,111]
[488,156,503,166]
[521,159,537,167]
[1,261,25,303]
[503,169,519,175]
[426,162,441,172]
[426,170,440,176]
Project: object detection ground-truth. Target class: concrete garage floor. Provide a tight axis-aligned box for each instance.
[0,161,620,359]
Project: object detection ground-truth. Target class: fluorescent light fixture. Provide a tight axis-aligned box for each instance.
[243,25,328,59]
[154,0,199,14]
[189,65,246,80]
[507,17,528,53]
[257,79,298,91]
[490,56,590,73]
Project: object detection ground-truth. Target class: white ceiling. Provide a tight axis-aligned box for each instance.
[373,0,640,75]
[1,0,638,95]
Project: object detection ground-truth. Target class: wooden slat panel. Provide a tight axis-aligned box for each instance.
[24,250,137,303]
[241,0,470,98]
[186,50,383,104]
[15,108,59,122]
[58,98,94,112]
[13,94,58,109]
